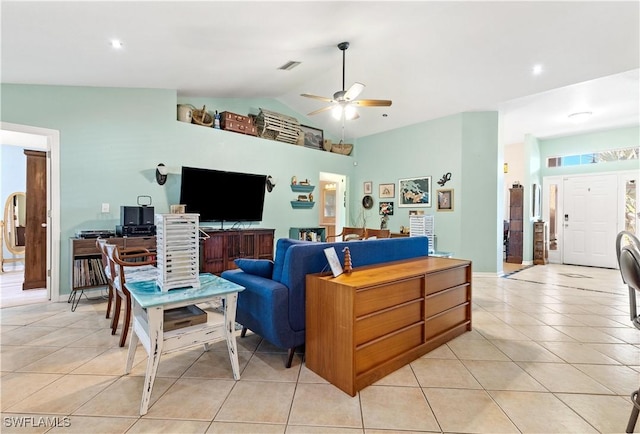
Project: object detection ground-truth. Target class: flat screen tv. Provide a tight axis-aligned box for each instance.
[179,166,267,223]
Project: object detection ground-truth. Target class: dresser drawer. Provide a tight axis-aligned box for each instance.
[356,277,423,316]
[425,266,468,295]
[425,303,469,340]
[356,323,423,374]
[426,284,469,317]
[355,300,423,346]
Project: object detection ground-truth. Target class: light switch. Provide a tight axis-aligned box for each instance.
[101,203,110,213]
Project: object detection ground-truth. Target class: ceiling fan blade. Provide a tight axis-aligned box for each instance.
[344,82,365,101]
[307,105,334,116]
[301,93,334,103]
[352,99,393,107]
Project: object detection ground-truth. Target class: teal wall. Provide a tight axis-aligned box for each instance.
[539,126,639,178]
[1,84,355,295]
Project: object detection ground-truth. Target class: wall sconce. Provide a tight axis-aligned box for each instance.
[156,163,168,185]
[266,175,277,192]
[503,163,509,174]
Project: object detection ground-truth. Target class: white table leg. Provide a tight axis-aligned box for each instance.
[224,292,241,380]
[140,306,164,415]
[124,306,139,374]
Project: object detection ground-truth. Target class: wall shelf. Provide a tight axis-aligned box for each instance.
[291,184,315,193]
[290,201,315,209]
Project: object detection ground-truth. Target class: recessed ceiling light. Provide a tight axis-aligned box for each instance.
[532,64,543,75]
[110,39,123,49]
[568,111,592,122]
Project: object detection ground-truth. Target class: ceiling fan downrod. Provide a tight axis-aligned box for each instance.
[338,41,349,93]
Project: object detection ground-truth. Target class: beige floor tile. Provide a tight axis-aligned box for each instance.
[597,326,640,344]
[517,362,615,394]
[538,341,621,364]
[0,345,60,371]
[127,418,211,433]
[360,385,439,431]
[286,426,361,434]
[297,364,329,384]
[239,352,302,382]
[586,343,640,365]
[556,393,638,434]
[490,339,565,362]
[208,421,286,433]
[6,374,117,414]
[0,372,62,410]
[129,346,205,378]
[288,383,361,428]
[490,390,599,433]
[536,312,591,326]
[566,313,628,327]
[573,363,640,395]
[1,326,58,345]
[461,360,547,391]
[420,343,458,359]
[181,349,252,379]
[510,324,576,341]
[215,381,296,424]
[488,311,546,325]
[71,346,147,375]
[552,325,625,343]
[27,326,97,347]
[46,415,137,433]
[65,328,122,348]
[447,338,510,361]
[411,358,482,389]
[144,378,235,420]
[16,347,106,374]
[474,323,532,340]
[424,388,518,433]
[371,364,419,387]
[73,375,175,417]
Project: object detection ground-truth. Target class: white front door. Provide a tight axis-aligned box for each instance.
[563,174,618,268]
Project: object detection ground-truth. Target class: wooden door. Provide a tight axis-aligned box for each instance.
[23,150,47,289]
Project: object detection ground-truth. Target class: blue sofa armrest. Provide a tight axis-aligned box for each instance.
[221,269,300,349]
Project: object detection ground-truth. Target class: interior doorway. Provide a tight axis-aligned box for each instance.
[319,172,346,240]
[1,122,60,305]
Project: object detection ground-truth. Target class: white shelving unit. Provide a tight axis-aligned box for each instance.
[155,213,200,291]
[409,215,435,254]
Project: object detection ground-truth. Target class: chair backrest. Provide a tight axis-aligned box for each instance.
[618,243,640,329]
[96,238,109,270]
[616,231,640,283]
[342,227,365,241]
[104,243,121,290]
[365,229,391,239]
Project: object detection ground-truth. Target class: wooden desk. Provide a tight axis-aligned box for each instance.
[124,273,244,415]
[306,257,472,396]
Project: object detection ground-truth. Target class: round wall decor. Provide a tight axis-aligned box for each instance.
[362,195,374,209]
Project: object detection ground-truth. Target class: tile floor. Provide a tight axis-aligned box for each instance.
[1,263,638,433]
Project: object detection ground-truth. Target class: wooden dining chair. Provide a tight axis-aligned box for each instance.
[95,238,114,319]
[105,243,157,347]
[365,229,391,239]
[325,227,365,241]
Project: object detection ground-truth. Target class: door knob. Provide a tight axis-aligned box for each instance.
[41,223,47,228]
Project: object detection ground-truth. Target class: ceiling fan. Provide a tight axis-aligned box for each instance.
[301,41,392,121]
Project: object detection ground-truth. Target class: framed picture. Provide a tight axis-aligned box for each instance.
[379,183,395,198]
[323,247,343,277]
[379,201,394,216]
[300,125,324,150]
[437,189,454,211]
[398,176,432,207]
[364,181,373,194]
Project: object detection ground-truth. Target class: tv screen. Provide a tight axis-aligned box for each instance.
[179,166,267,222]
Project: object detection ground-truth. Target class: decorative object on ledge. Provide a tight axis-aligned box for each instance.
[437,172,452,187]
[331,141,353,155]
[300,125,324,150]
[192,105,213,127]
[256,108,301,144]
[220,111,257,136]
[177,104,193,123]
[342,247,352,274]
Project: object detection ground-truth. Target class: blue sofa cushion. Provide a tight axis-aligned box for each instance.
[271,238,309,282]
[235,258,274,278]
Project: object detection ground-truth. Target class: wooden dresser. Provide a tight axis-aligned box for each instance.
[305,256,472,396]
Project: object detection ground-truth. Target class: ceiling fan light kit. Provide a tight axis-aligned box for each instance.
[301,41,392,121]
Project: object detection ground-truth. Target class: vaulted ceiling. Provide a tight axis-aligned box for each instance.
[2,1,638,144]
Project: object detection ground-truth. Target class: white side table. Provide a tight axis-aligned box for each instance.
[124,273,244,415]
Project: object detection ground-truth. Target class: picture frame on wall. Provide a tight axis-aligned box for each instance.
[398,176,432,207]
[300,125,324,150]
[437,189,454,211]
[379,183,395,198]
[364,181,373,194]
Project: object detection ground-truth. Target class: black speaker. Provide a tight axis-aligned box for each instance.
[120,206,141,226]
[140,206,155,225]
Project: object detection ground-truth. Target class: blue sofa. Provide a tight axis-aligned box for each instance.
[221,236,429,367]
